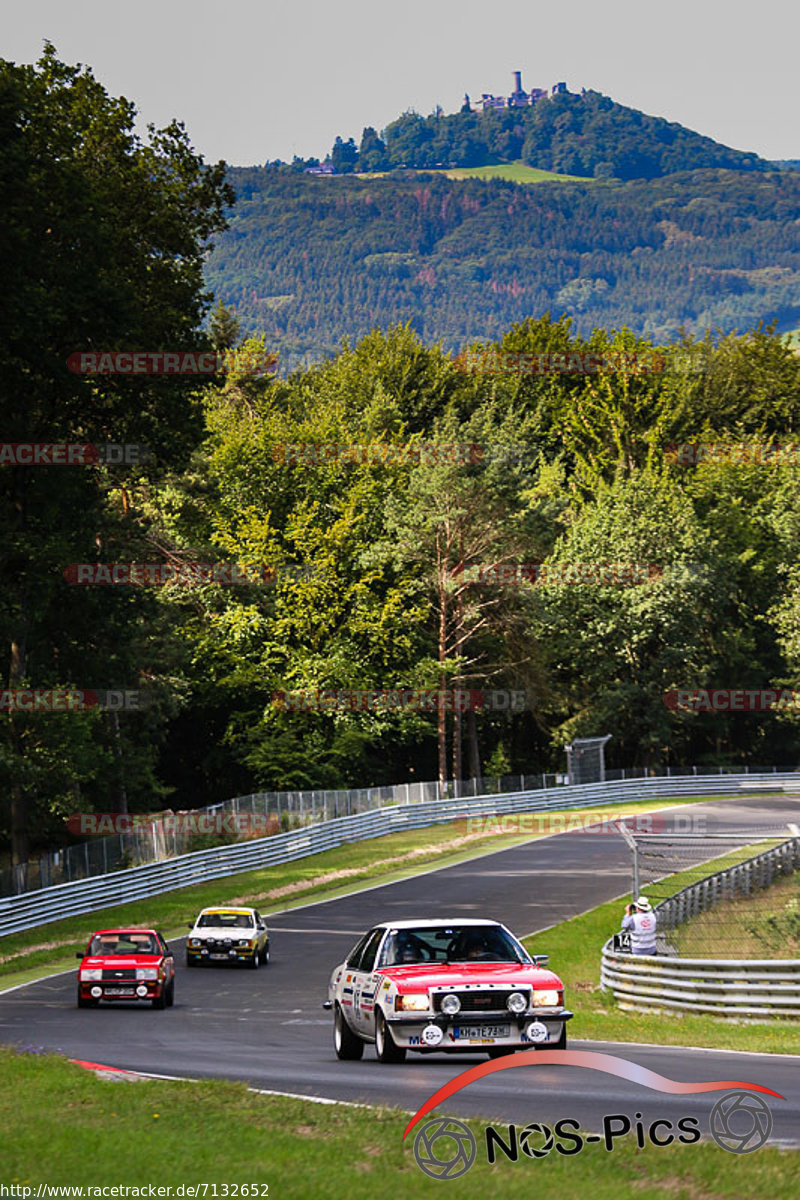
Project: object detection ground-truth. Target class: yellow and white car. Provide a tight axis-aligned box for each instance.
[185,907,270,969]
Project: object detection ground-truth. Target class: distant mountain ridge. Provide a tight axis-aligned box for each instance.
[206,166,800,372]
[304,82,768,181]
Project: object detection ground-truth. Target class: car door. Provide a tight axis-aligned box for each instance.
[351,928,386,1035]
[157,934,174,982]
[254,911,268,954]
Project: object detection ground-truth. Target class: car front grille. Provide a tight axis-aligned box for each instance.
[101,969,137,981]
[433,989,525,1014]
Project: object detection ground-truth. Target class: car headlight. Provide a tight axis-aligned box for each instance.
[396,993,429,1012]
[532,989,560,1007]
[440,993,461,1016]
[188,938,202,947]
[136,967,159,981]
[237,938,255,947]
[506,991,528,1013]
[80,968,102,981]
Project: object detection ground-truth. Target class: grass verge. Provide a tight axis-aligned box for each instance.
[0,1048,796,1197]
[671,871,800,959]
[524,841,800,1054]
[0,796,721,987]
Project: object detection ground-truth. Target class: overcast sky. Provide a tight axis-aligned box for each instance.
[4,0,798,165]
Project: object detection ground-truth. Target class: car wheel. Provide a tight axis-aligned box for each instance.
[487,1047,516,1059]
[334,1005,364,1060]
[186,954,197,967]
[166,979,175,1008]
[375,1010,406,1064]
[248,947,260,969]
[152,988,167,1009]
[77,989,98,1009]
[261,943,270,966]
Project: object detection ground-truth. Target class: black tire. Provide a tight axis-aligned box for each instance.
[186,954,197,967]
[334,1005,364,1060]
[261,942,270,966]
[77,989,98,1009]
[152,987,167,1009]
[248,947,260,970]
[166,978,175,1008]
[487,1047,516,1059]
[375,1010,406,1064]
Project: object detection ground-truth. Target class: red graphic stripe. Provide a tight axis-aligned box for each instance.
[402,1049,785,1139]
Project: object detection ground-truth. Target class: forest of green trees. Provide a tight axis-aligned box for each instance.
[3,50,800,871]
[206,167,800,372]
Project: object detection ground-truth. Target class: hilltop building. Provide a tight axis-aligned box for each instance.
[464,71,577,114]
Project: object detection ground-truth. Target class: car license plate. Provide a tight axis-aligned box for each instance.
[210,953,228,960]
[454,1024,510,1040]
[104,987,135,996]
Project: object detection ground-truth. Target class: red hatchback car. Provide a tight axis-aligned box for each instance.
[76,928,175,1009]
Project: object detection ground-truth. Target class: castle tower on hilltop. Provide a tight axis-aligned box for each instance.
[465,71,577,113]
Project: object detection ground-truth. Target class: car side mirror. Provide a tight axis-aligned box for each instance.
[532,954,549,967]
[75,952,85,959]
[257,923,266,931]
[187,924,194,930]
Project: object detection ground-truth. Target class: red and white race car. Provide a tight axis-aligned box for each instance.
[76,928,175,1009]
[324,918,573,1062]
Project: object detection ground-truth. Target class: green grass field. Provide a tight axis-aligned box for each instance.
[356,160,593,183]
[433,161,593,183]
[670,870,800,959]
[0,1048,796,1197]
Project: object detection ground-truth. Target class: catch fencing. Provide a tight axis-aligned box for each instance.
[4,762,797,898]
[601,835,800,1017]
[1,771,798,938]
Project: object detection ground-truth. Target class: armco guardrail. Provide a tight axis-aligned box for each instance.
[601,835,800,1018]
[1,771,798,938]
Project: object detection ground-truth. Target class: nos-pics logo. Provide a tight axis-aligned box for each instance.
[406,1050,782,1179]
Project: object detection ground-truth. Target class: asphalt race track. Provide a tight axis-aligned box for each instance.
[1,794,799,1146]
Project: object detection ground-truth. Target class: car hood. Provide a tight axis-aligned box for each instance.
[190,926,255,937]
[379,962,563,991]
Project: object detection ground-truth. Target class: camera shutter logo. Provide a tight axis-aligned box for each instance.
[519,1122,555,1158]
[413,1117,477,1179]
[710,1090,773,1153]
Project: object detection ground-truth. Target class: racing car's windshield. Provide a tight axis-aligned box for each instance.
[196,912,253,929]
[378,925,530,967]
[89,934,158,955]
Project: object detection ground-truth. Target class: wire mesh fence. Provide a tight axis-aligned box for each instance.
[2,762,797,899]
[621,830,800,959]
[0,770,566,897]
